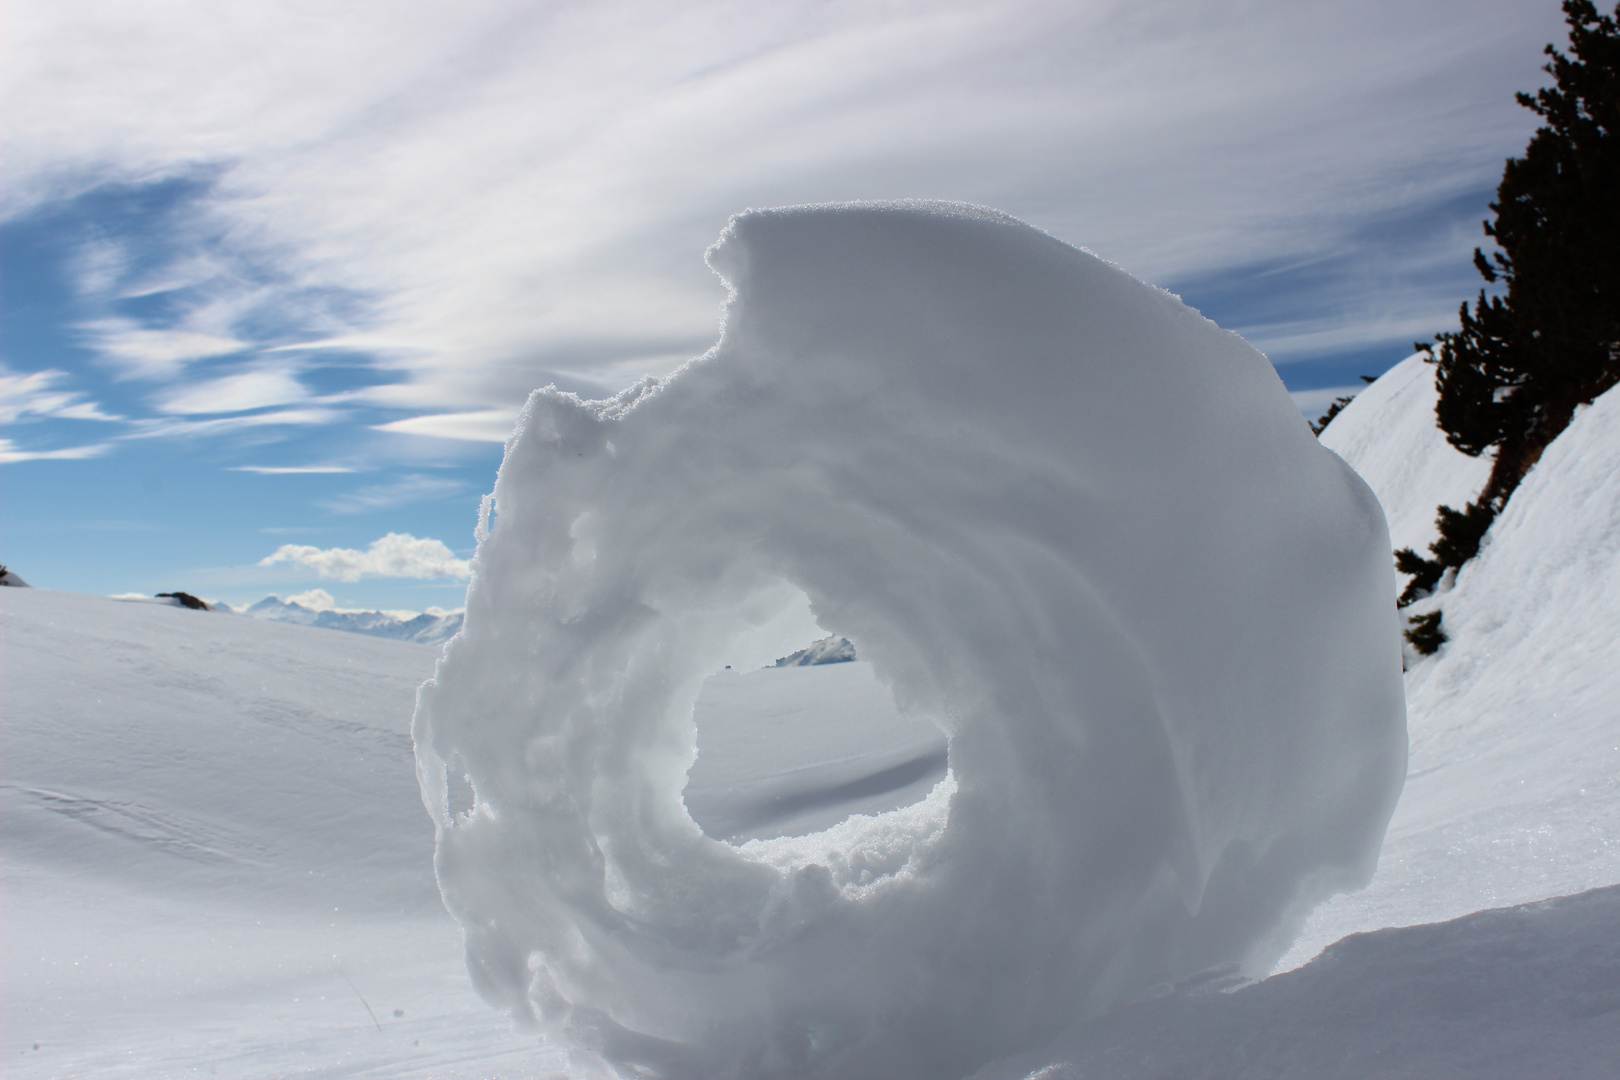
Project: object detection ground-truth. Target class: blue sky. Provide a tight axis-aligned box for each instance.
[0,0,1567,611]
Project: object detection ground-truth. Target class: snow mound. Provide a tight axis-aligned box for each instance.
[412,201,1407,1079]
[1319,353,1494,556]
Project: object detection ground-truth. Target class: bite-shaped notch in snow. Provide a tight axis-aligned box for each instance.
[412,201,1408,1080]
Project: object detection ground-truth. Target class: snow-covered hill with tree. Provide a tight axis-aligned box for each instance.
[3,360,1618,1076]
[1287,355,1620,964]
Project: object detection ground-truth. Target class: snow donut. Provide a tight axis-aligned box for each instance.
[413,202,1407,1080]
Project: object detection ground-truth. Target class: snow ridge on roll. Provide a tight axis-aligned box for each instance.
[412,201,1407,1080]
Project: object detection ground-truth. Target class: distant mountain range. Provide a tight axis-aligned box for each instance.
[126,590,838,657]
[774,635,856,666]
[237,596,464,646]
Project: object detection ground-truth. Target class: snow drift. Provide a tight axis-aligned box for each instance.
[412,202,1407,1079]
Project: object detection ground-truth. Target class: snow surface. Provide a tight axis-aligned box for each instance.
[684,662,947,843]
[1,587,556,1078]
[1318,353,1494,557]
[1281,368,1620,970]
[972,884,1620,1080]
[413,202,1406,1079]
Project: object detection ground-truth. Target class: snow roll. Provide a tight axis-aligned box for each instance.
[413,201,1407,1080]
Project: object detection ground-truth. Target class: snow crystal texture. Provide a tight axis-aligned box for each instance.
[413,202,1407,1080]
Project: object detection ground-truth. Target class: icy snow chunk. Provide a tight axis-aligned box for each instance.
[412,201,1406,1080]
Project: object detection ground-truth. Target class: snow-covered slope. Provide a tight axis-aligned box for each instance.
[1319,353,1494,556]
[1283,371,1620,968]
[0,589,552,1079]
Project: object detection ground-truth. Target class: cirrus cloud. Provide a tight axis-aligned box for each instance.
[0,367,120,423]
[2,0,1569,433]
[259,532,469,582]
[0,436,111,463]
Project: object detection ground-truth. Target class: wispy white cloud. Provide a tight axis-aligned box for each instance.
[260,532,470,582]
[70,236,131,297]
[0,368,120,422]
[318,473,464,514]
[121,407,344,439]
[78,318,249,380]
[2,0,1570,433]
[1243,313,1452,365]
[373,408,519,443]
[155,368,309,414]
[114,252,238,301]
[1289,385,1366,418]
[0,437,111,463]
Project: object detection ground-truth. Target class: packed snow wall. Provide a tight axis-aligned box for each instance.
[413,202,1407,1080]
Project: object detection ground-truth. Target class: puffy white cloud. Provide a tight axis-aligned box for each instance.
[259,532,470,582]
[316,473,465,514]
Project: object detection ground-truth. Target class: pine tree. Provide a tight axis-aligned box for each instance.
[1399,0,1620,629]
[1403,611,1447,656]
[1429,0,1620,500]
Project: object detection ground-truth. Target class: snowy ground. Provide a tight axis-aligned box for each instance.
[0,591,950,1078]
[5,357,1620,1078]
[2,589,557,1079]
